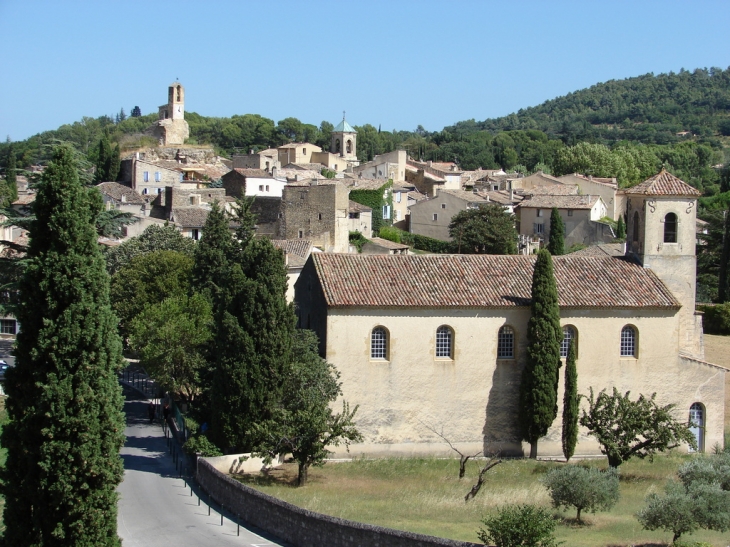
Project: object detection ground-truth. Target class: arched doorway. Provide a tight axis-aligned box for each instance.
[688,403,705,452]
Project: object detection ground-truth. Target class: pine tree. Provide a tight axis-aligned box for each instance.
[547,207,565,255]
[719,209,730,303]
[0,145,126,546]
[616,215,627,240]
[518,249,563,458]
[561,340,579,461]
[5,144,18,204]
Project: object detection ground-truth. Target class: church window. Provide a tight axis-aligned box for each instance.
[436,326,453,359]
[497,326,514,359]
[560,326,577,358]
[318,213,322,220]
[371,327,388,360]
[664,212,678,243]
[633,212,640,243]
[346,140,352,154]
[620,325,637,357]
[176,85,181,101]
[298,230,303,238]
[688,403,705,452]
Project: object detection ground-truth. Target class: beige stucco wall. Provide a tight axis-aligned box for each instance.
[560,174,621,221]
[322,306,724,458]
[409,193,485,241]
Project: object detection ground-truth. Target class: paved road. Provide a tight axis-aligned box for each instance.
[118,385,286,547]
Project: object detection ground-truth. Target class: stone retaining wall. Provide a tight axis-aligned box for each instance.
[196,458,481,547]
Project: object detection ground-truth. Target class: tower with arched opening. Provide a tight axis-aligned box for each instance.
[331,113,358,165]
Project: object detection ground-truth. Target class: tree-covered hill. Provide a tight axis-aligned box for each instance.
[448,67,730,146]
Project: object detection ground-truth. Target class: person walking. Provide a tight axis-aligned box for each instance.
[147,401,155,424]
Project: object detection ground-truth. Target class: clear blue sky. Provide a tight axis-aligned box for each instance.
[1,0,729,142]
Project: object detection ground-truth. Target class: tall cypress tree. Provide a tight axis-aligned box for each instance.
[561,339,579,461]
[0,145,125,546]
[94,134,112,183]
[4,144,18,205]
[191,201,232,304]
[616,215,626,240]
[518,249,563,459]
[719,209,730,303]
[547,207,565,255]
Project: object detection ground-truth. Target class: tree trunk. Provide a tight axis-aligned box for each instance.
[576,507,582,524]
[297,463,308,486]
[673,531,681,543]
[529,441,538,459]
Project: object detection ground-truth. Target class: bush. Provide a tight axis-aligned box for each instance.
[477,504,560,547]
[541,465,619,523]
[348,231,367,253]
[697,303,730,335]
[377,226,401,243]
[183,434,223,457]
[397,230,453,253]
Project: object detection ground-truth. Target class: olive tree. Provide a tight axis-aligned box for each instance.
[541,465,619,523]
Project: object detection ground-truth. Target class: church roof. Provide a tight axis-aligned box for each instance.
[308,254,679,309]
[623,169,701,197]
[333,118,356,133]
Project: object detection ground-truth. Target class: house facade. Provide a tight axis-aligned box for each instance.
[409,189,489,241]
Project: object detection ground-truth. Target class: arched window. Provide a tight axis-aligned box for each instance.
[335,139,341,153]
[497,326,515,359]
[346,139,352,153]
[560,326,577,358]
[620,325,637,357]
[689,403,705,452]
[632,211,640,243]
[371,327,388,360]
[176,85,182,101]
[664,212,677,243]
[436,326,453,358]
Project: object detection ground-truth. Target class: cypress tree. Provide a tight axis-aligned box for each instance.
[561,339,579,461]
[547,207,565,255]
[191,201,231,304]
[5,144,18,205]
[0,145,125,546]
[616,215,627,240]
[719,209,730,303]
[518,249,563,459]
[94,134,112,183]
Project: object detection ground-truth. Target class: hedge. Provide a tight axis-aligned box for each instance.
[697,303,730,335]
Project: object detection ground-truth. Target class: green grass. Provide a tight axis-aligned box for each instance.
[235,455,729,547]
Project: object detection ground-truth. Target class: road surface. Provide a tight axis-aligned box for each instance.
[117,385,286,547]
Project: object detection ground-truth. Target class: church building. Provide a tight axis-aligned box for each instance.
[294,170,726,458]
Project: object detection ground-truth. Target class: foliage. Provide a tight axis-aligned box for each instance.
[615,215,626,239]
[448,203,518,254]
[183,434,223,457]
[0,145,18,207]
[377,225,401,243]
[96,208,139,238]
[349,180,393,234]
[104,223,196,275]
[566,243,587,254]
[541,466,619,523]
[547,208,565,255]
[697,303,730,334]
[0,145,125,546]
[477,504,560,547]
[637,452,730,543]
[580,387,697,467]
[110,250,193,340]
[93,132,120,184]
[397,230,453,253]
[129,293,212,402]
[190,201,231,304]
[519,249,563,458]
[348,231,367,253]
[253,330,362,486]
[561,340,579,461]
[320,167,336,179]
[719,208,730,303]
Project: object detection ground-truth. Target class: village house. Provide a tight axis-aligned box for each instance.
[221,168,287,198]
[271,239,315,302]
[558,173,624,221]
[352,150,408,181]
[408,189,491,241]
[348,201,373,237]
[361,237,409,255]
[232,148,280,172]
[294,171,723,459]
[405,159,461,197]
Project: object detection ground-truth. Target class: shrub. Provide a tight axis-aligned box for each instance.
[377,226,401,243]
[183,434,223,457]
[397,230,453,253]
[348,231,367,253]
[541,465,619,523]
[477,504,560,547]
[697,303,730,335]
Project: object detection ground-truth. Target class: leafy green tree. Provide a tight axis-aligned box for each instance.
[104,223,196,275]
[96,208,138,238]
[110,250,194,339]
[477,504,560,547]
[519,249,562,459]
[129,293,212,403]
[448,203,518,254]
[579,387,697,467]
[0,145,125,546]
[561,340,579,461]
[541,466,619,523]
[253,330,362,485]
[547,208,565,255]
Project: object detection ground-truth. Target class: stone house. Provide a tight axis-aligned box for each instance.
[277,143,322,166]
[169,207,209,240]
[352,150,408,181]
[408,189,490,241]
[121,157,185,196]
[361,237,409,255]
[294,172,723,458]
[405,160,461,197]
[512,170,563,191]
[232,148,280,172]
[515,194,612,248]
[271,239,315,303]
[221,168,287,198]
[348,201,373,237]
[96,182,149,216]
[558,173,624,221]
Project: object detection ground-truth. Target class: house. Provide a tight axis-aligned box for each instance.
[221,168,287,198]
[348,201,373,238]
[361,237,409,255]
[512,170,563,191]
[96,182,149,215]
[558,173,624,221]
[277,143,322,166]
[408,189,490,241]
[353,150,408,182]
[294,172,723,458]
[232,148,280,172]
[271,239,315,302]
[169,207,208,240]
[405,160,461,197]
[515,194,612,248]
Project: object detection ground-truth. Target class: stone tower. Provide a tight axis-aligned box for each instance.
[624,169,703,357]
[331,113,358,165]
[152,81,190,146]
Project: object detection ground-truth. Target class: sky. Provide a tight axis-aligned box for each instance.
[1,0,730,142]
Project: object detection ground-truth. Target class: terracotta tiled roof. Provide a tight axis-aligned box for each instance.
[569,243,625,258]
[233,168,272,178]
[343,179,391,191]
[12,193,36,206]
[517,195,600,210]
[438,189,489,202]
[477,190,524,205]
[309,254,679,309]
[96,182,146,204]
[524,184,579,196]
[623,170,701,197]
[170,207,209,228]
[271,239,313,268]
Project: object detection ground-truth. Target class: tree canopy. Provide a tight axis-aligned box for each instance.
[448,203,518,254]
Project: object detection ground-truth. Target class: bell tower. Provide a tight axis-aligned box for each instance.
[331,112,358,166]
[169,82,185,120]
[624,169,703,356]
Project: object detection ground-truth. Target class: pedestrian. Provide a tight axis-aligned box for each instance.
[147,401,155,424]
[162,401,170,423]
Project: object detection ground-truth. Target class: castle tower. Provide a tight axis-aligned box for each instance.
[624,169,703,357]
[331,113,358,165]
[153,81,189,146]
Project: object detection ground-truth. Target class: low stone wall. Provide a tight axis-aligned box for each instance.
[196,458,481,547]
[204,453,270,475]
